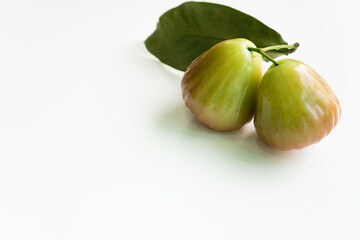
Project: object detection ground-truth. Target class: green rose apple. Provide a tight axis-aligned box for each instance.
[254,59,341,150]
[181,38,263,131]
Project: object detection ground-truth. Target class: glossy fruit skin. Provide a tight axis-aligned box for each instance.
[254,59,341,150]
[181,38,263,131]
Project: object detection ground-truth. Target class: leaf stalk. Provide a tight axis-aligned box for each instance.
[261,43,299,52]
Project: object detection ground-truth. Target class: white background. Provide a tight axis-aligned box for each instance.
[0,0,359,239]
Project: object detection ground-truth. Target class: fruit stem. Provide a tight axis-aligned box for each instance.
[260,43,299,53]
[248,48,280,66]
[248,43,299,66]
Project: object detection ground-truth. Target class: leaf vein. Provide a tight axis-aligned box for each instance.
[181,33,226,41]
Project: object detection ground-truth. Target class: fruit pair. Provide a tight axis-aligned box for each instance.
[181,39,340,150]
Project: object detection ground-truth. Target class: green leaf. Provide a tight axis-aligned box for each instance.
[145,1,296,71]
